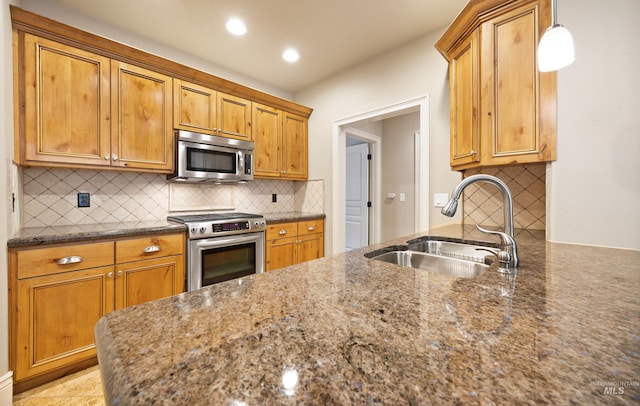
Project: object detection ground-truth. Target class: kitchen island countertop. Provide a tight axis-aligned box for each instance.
[94,224,640,404]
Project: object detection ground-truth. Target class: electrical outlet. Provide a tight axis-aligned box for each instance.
[434,193,449,208]
[77,192,90,208]
[272,193,277,203]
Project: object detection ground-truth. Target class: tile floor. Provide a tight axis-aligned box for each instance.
[12,366,104,405]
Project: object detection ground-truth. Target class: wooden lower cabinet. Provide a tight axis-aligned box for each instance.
[14,266,115,383]
[9,232,185,392]
[265,219,324,272]
[116,255,184,310]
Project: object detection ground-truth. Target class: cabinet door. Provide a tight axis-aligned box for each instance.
[266,236,297,272]
[253,103,282,178]
[282,112,308,179]
[481,2,555,165]
[111,61,173,172]
[173,79,216,134]
[14,266,115,380]
[115,255,185,310]
[297,233,324,264]
[449,30,480,168]
[23,34,111,167]
[217,92,252,141]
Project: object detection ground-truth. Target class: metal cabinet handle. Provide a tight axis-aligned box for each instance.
[56,256,82,265]
[117,270,123,276]
[279,230,287,235]
[107,272,114,278]
[104,155,109,160]
[113,155,118,161]
[470,150,476,155]
[307,226,315,232]
[144,245,161,253]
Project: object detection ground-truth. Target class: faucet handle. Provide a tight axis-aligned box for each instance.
[476,225,519,268]
[476,225,515,246]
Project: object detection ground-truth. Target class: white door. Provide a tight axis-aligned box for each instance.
[345,142,369,250]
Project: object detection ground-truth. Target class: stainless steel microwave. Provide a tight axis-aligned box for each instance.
[167,130,254,183]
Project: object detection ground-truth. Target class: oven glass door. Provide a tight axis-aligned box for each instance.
[189,232,264,291]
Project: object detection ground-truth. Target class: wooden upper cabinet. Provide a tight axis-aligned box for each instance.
[449,30,480,168]
[16,33,174,173]
[253,103,308,180]
[22,34,111,167]
[111,61,173,172]
[282,111,308,180]
[436,0,556,170]
[173,79,216,134]
[174,79,252,141]
[217,92,252,141]
[253,102,282,178]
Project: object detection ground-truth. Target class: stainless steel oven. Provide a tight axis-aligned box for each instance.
[167,213,265,291]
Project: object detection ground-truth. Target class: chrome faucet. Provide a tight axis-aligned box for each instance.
[441,174,519,269]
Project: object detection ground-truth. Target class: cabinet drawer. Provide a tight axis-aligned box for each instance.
[266,223,298,240]
[116,233,184,263]
[15,242,114,279]
[298,220,324,236]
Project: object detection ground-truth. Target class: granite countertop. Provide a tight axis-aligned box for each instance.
[7,212,324,248]
[263,212,326,224]
[96,224,639,404]
[6,220,187,248]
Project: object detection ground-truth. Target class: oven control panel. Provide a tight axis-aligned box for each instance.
[188,219,266,239]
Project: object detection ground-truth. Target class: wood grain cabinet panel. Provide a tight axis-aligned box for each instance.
[116,255,185,310]
[22,34,111,167]
[111,61,173,172]
[435,0,556,170]
[282,111,308,180]
[265,220,324,272]
[449,31,480,167]
[14,266,115,381]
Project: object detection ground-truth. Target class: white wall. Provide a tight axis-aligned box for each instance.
[548,0,640,250]
[380,112,419,241]
[296,29,462,255]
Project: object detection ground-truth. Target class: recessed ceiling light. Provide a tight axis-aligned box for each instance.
[282,48,300,63]
[226,18,247,36]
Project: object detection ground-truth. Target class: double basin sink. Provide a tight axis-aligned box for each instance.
[365,237,498,278]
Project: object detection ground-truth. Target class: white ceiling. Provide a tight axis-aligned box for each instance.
[19,0,468,93]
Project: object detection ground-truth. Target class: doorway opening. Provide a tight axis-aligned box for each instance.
[332,96,430,254]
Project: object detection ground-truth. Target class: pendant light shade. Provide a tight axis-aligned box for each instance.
[537,0,575,72]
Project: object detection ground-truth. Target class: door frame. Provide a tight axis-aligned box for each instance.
[345,129,381,249]
[332,95,430,254]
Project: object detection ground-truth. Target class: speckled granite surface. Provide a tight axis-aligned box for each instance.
[94,225,640,405]
[7,220,187,248]
[7,212,323,248]
[263,212,326,224]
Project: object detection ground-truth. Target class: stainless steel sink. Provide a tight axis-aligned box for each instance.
[406,240,492,264]
[367,239,496,278]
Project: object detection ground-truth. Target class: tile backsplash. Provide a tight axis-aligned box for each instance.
[21,167,324,228]
[462,164,546,230]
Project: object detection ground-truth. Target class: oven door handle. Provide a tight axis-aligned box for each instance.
[192,232,264,250]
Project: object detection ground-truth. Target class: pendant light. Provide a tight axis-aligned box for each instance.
[537,0,575,72]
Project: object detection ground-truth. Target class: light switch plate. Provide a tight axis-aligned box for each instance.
[434,193,449,207]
